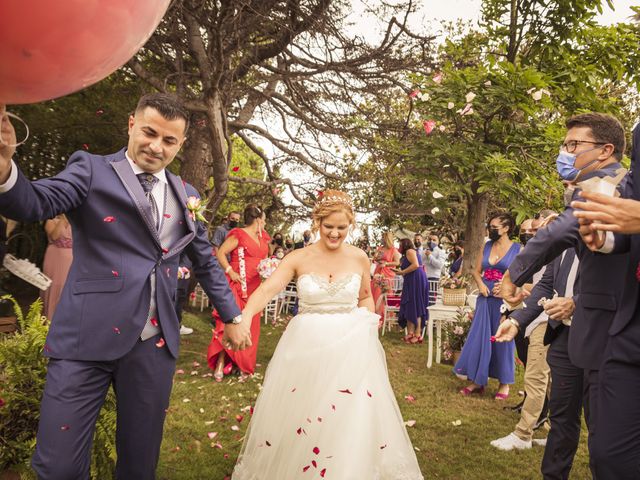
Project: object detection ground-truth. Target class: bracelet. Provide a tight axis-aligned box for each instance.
[225,266,232,274]
[507,317,520,331]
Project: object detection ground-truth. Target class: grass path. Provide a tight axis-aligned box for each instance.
[158,310,590,479]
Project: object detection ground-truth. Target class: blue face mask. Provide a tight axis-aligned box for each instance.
[556,149,601,182]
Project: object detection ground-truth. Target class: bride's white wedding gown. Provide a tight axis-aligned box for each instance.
[233,273,424,479]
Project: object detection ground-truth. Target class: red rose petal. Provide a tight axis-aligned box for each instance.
[490,336,496,343]
[96,109,104,116]
[320,468,326,477]
[150,318,158,327]
[103,216,116,223]
[297,427,302,435]
[303,466,310,473]
[162,248,169,254]
[367,390,372,397]
[313,446,320,455]
[156,338,166,348]
[82,143,89,150]
[331,404,336,411]
[112,270,119,277]
[60,425,70,431]
[232,166,240,172]
[223,453,229,459]
[636,262,640,281]
[113,327,121,335]
[164,213,172,218]
[338,389,352,394]
[0,398,5,408]
[312,460,317,468]
[236,415,243,422]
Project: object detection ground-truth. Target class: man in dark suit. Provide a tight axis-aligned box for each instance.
[499,113,629,478]
[496,248,582,479]
[570,122,640,478]
[0,95,250,479]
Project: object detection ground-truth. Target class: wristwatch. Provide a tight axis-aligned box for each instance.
[231,314,242,325]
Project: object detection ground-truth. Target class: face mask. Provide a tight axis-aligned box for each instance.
[488,228,501,241]
[429,241,437,250]
[276,252,284,259]
[274,238,283,246]
[454,248,462,258]
[303,234,311,242]
[519,233,534,245]
[228,220,238,229]
[285,242,293,249]
[556,149,600,182]
[414,241,422,248]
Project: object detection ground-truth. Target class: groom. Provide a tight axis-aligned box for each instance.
[0,94,251,479]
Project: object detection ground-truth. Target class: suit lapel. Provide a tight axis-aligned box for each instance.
[165,172,196,258]
[111,157,162,249]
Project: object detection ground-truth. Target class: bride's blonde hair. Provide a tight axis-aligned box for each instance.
[311,189,356,233]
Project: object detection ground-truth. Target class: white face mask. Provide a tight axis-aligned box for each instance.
[276,252,284,259]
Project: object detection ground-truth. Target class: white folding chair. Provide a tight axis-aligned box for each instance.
[264,296,279,324]
[278,281,298,316]
[190,283,209,311]
[428,279,440,304]
[391,275,404,294]
[381,293,402,336]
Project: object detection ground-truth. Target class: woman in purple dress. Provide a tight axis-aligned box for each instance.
[454,213,520,399]
[395,238,429,344]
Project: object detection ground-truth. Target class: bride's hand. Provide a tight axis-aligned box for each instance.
[223,315,252,351]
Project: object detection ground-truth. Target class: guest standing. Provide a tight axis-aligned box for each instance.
[396,238,429,344]
[40,214,73,320]
[207,204,270,380]
[455,213,520,399]
[211,211,241,254]
[449,242,464,278]
[370,231,401,317]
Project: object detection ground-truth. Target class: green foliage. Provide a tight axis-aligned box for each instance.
[0,297,116,478]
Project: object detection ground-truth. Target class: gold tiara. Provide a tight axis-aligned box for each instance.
[317,194,354,209]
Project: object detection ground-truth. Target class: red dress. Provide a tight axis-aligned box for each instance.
[207,228,270,374]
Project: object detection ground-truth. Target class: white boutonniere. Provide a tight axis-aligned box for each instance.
[186,196,208,223]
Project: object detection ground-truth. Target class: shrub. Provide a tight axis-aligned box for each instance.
[0,296,116,478]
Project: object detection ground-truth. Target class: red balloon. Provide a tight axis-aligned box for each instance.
[0,0,171,104]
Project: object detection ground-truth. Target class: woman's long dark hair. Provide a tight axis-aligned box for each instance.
[398,238,415,255]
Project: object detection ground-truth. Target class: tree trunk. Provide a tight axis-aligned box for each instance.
[462,191,489,291]
[205,92,231,216]
[180,125,212,200]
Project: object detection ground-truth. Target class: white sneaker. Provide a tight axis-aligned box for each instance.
[533,438,547,447]
[180,325,194,335]
[490,433,532,451]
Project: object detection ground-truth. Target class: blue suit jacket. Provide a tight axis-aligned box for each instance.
[0,149,240,360]
[508,163,629,370]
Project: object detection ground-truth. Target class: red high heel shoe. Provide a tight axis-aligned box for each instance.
[408,335,423,344]
[402,334,414,343]
[223,363,233,375]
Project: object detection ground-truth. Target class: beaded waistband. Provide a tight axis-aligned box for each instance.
[297,305,357,315]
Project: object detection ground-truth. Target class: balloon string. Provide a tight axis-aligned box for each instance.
[1,112,30,148]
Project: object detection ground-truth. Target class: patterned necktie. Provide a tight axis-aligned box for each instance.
[137,173,159,229]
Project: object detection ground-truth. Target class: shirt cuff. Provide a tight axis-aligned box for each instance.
[597,232,615,254]
[0,160,18,193]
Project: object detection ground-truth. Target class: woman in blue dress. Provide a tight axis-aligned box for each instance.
[395,238,429,344]
[454,213,520,399]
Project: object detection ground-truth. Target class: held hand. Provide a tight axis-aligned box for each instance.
[572,191,640,235]
[223,318,252,351]
[0,105,16,182]
[492,280,502,298]
[500,274,529,305]
[543,297,575,321]
[494,319,518,342]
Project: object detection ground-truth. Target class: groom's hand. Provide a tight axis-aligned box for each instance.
[223,317,252,351]
[0,105,16,184]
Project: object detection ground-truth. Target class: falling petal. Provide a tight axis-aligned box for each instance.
[232,166,240,172]
[60,425,70,431]
[312,460,317,468]
[320,468,327,477]
[164,213,172,218]
[297,427,303,435]
[367,390,372,398]
[331,404,336,411]
[112,327,121,335]
[313,447,320,455]
[303,466,311,473]
[150,318,158,327]
[432,191,444,199]
[380,444,387,449]
[112,270,119,277]
[266,441,271,446]
[103,216,116,223]
[82,144,90,150]
[338,389,352,394]
[156,338,166,348]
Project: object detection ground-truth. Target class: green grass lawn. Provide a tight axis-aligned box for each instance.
[157,309,590,479]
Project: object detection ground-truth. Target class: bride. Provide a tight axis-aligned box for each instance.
[229,190,424,479]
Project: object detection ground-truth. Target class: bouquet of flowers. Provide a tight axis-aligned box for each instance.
[372,273,390,294]
[442,307,474,361]
[440,274,470,290]
[258,257,281,280]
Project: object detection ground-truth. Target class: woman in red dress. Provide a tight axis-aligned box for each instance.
[207,204,270,381]
[370,231,400,317]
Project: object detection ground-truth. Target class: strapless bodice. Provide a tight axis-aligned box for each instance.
[296,273,361,314]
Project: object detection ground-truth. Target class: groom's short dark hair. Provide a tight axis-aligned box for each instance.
[136,93,190,134]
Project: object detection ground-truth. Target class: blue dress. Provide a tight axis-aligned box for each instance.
[453,241,520,386]
[398,250,429,330]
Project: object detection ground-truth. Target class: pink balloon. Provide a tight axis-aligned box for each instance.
[0,0,171,104]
